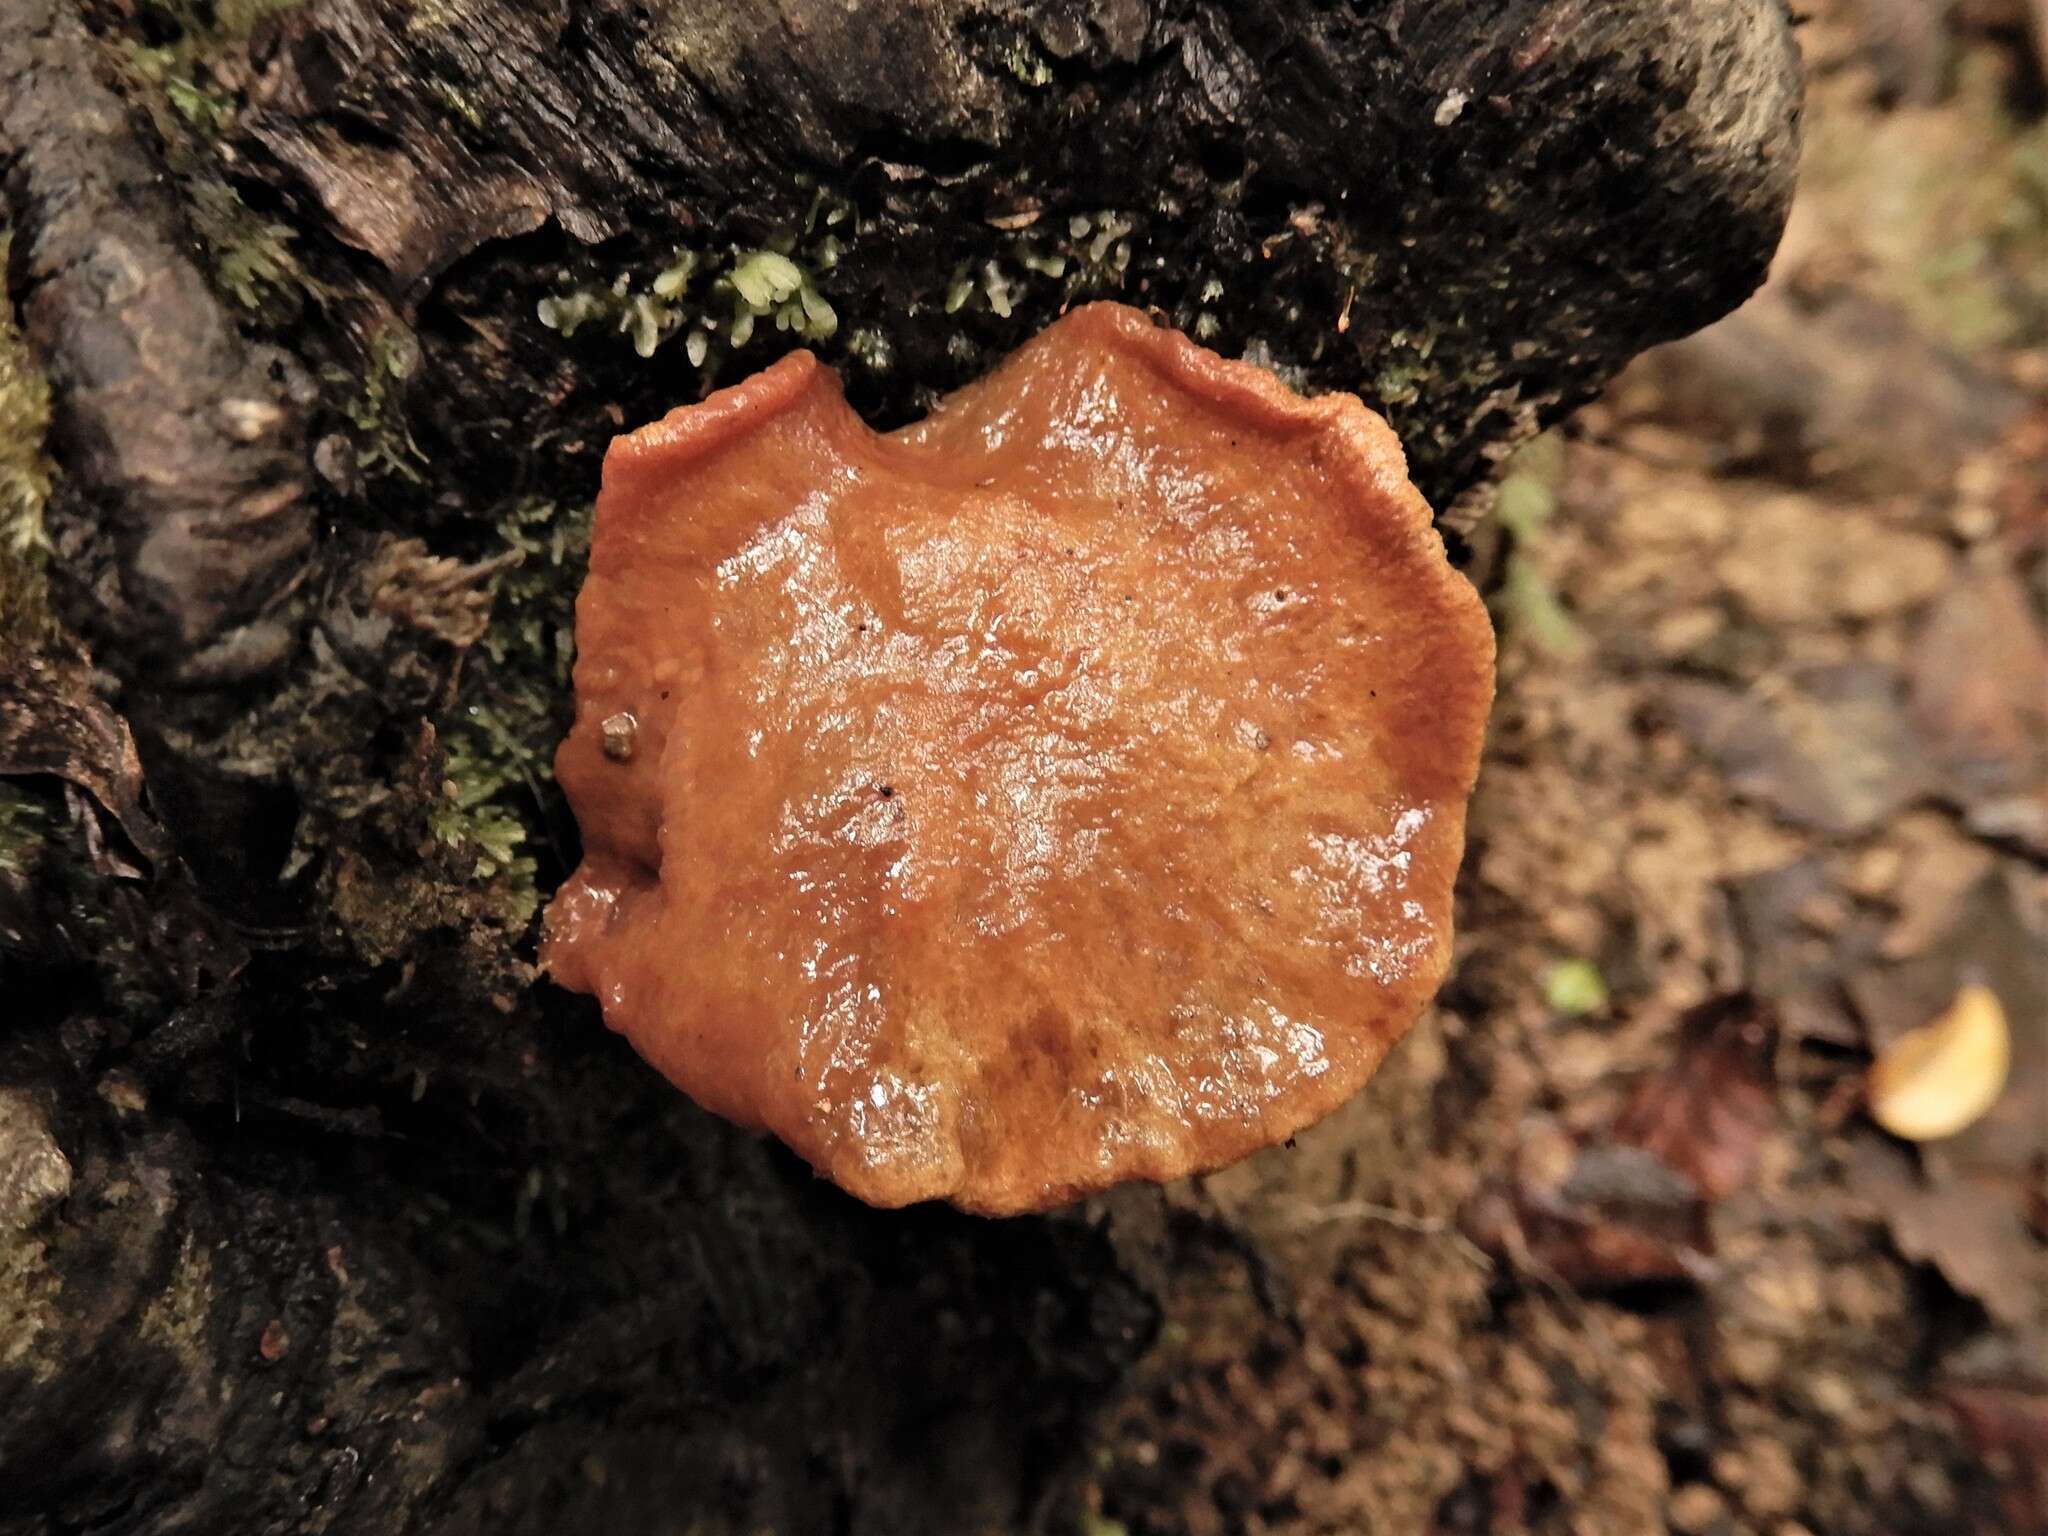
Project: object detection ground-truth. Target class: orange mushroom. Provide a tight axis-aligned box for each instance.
[542,302,1494,1214]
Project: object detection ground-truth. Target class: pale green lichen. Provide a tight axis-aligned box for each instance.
[845,326,894,373]
[538,191,850,367]
[650,248,699,300]
[943,210,1135,324]
[725,247,838,348]
[533,288,611,339]
[1017,247,1067,279]
[727,249,803,310]
[945,258,1022,319]
[536,194,1157,391]
[943,265,975,315]
[511,1163,572,1241]
[540,243,838,360]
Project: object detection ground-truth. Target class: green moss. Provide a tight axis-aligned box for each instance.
[418,497,594,928]
[1489,432,1585,660]
[204,0,304,39]
[429,77,486,131]
[0,229,55,649]
[427,731,537,885]
[1492,433,1564,535]
[135,0,304,62]
[120,11,327,324]
[122,40,209,113]
[121,3,304,138]
[1368,326,1450,412]
[1371,361,1424,409]
[337,325,428,482]
[477,497,590,690]
[187,181,318,319]
[998,35,1054,88]
[166,72,234,134]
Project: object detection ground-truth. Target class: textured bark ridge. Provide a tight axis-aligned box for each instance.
[0,2,1799,1531]
[3,0,312,683]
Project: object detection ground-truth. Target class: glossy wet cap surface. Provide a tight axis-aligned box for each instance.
[542,303,1494,1214]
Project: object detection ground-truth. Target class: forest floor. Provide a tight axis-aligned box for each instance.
[1083,6,2047,1534]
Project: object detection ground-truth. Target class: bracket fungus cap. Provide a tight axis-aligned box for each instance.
[542,302,1494,1214]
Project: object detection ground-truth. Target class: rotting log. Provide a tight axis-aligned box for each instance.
[0,3,1799,1531]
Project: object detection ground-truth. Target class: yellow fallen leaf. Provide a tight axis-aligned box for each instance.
[1867,983,2011,1142]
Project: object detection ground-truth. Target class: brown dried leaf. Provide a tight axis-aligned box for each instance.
[0,648,170,873]
[1464,1144,1709,1291]
[1907,565,2048,855]
[1615,996,1779,1203]
[1664,664,1928,837]
[1465,1000,1781,1291]
[1875,814,1996,961]
[1942,1379,2048,1533]
[1884,1181,2046,1331]
[1727,859,1867,1046]
[1608,290,2021,495]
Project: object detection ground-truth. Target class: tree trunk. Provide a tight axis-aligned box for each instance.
[0,2,1799,1531]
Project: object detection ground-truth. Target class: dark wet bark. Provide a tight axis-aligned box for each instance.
[0,2,1800,1531]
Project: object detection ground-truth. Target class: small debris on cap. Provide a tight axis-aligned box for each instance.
[599,710,638,762]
